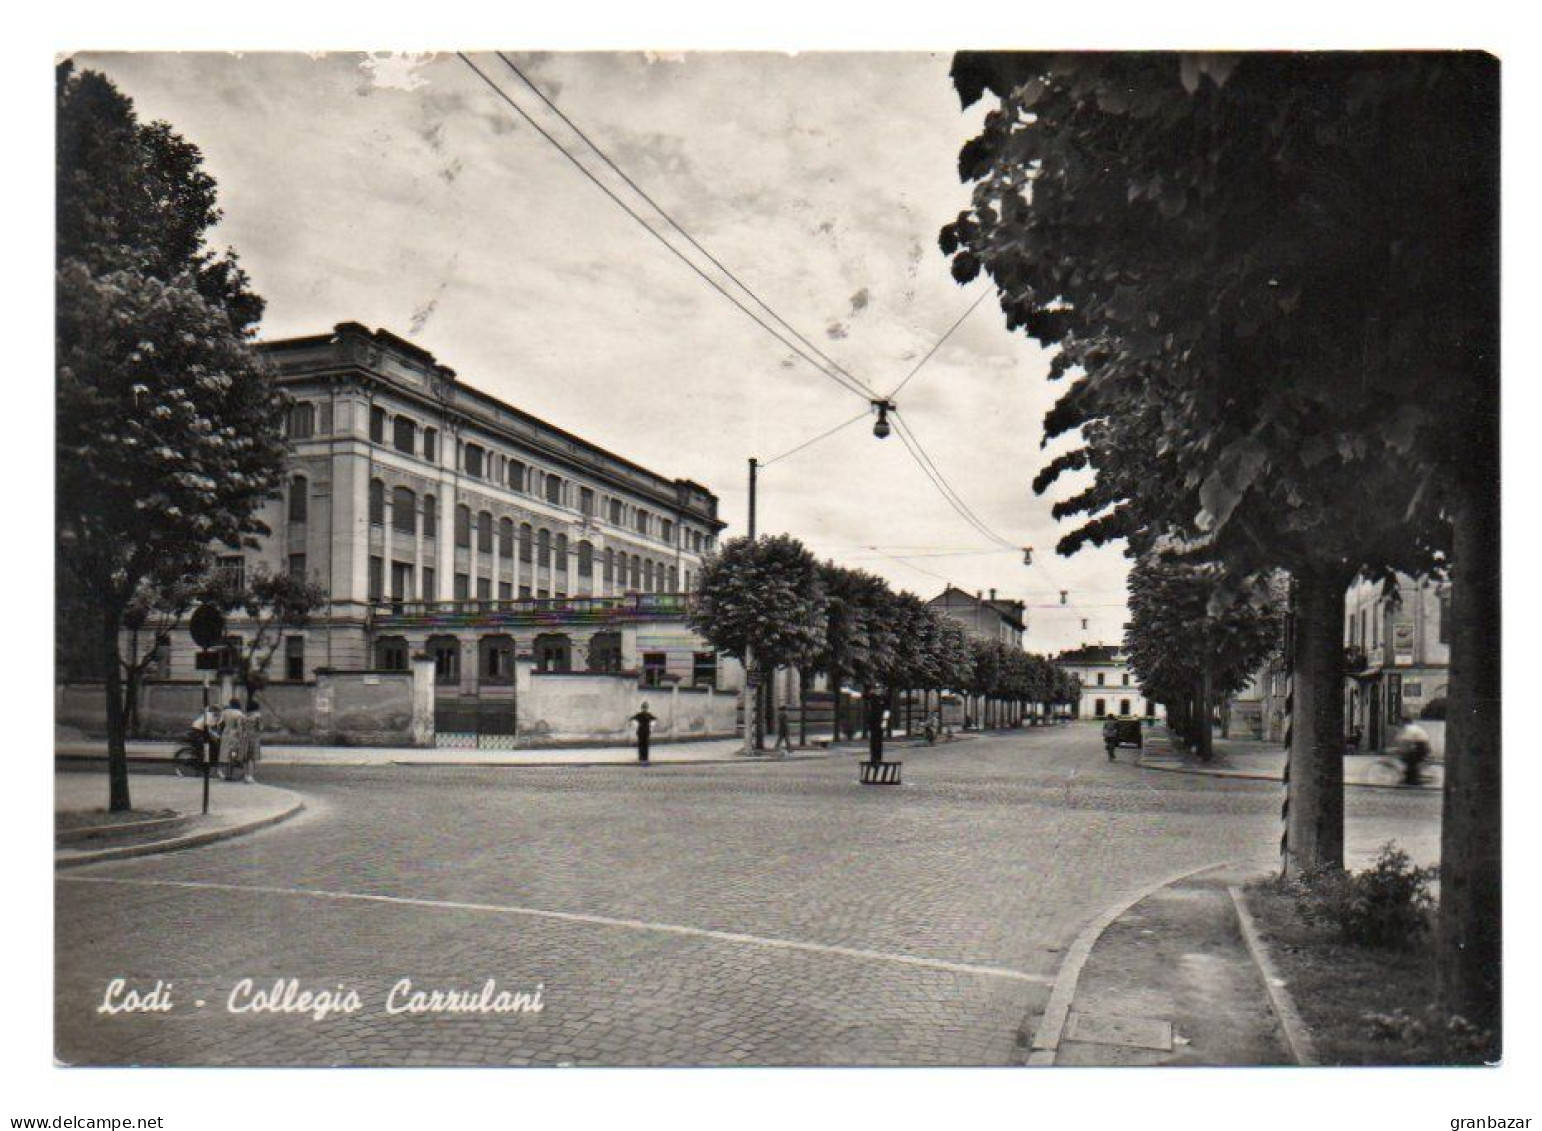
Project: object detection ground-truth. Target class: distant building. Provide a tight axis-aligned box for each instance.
[1344,571,1450,750]
[927,586,1027,649]
[1053,644,1159,720]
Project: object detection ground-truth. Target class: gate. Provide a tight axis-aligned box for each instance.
[434,696,518,749]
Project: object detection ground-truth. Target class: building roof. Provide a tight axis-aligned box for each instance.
[927,586,1027,632]
[262,323,724,529]
[1054,643,1125,666]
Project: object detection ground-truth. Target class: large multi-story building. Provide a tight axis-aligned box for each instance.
[927,587,1027,649]
[1053,643,1158,720]
[160,322,730,700]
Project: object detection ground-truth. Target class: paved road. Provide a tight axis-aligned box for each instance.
[55,725,1437,1066]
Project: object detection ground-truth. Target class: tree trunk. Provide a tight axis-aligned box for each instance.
[1196,663,1214,763]
[798,669,808,748]
[1439,484,1501,1042]
[741,652,759,755]
[101,614,131,813]
[1283,565,1349,875]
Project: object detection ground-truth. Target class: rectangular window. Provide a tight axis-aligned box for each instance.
[643,652,667,687]
[519,585,532,599]
[1120,699,1131,716]
[288,553,307,581]
[477,514,492,554]
[285,636,305,682]
[369,480,384,525]
[368,555,383,601]
[216,555,245,591]
[499,580,512,601]
[1438,594,1450,644]
[423,567,436,603]
[1122,673,1130,686]
[1096,672,1106,686]
[391,561,413,602]
[509,460,526,492]
[369,406,386,444]
[288,402,315,440]
[545,476,563,505]
[662,519,674,544]
[455,506,470,548]
[423,428,437,463]
[609,499,623,525]
[1095,698,1107,718]
[464,444,484,478]
[692,652,717,688]
[635,509,649,535]
[580,487,595,518]
[477,577,491,600]
[454,573,469,601]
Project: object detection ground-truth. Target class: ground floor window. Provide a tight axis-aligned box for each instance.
[480,635,515,683]
[642,652,667,687]
[692,652,717,688]
[429,636,460,684]
[1095,698,1107,718]
[533,633,572,673]
[284,636,305,681]
[588,631,623,673]
[375,636,408,672]
[1120,699,1131,716]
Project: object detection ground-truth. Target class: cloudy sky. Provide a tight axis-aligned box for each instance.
[74,49,1134,654]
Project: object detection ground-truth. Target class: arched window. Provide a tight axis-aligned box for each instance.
[427,636,461,685]
[479,634,516,685]
[545,475,563,505]
[667,565,678,591]
[392,486,416,535]
[289,476,308,524]
[603,548,615,585]
[369,479,385,526]
[423,495,437,539]
[533,633,572,673]
[577,541,594,578]
[519,523,533,563]
[537,529,551,569]
[477,510,493,553]
[392,416,416,454]
[455,504,471,548]
[587,631,622,673]
[498,517,514,559]
[555,534,568,576]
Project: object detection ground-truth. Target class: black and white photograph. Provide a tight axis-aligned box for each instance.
[12,5,1536,1127]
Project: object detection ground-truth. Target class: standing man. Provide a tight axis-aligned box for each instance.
[631,701,657,765]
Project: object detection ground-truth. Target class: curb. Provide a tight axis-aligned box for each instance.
[1134,759,1440,792]
[1023,858,1236,1065]
[55,792,305,870]
[1227,885,1320,1066]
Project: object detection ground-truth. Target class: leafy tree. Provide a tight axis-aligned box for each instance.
[688,535,826,753]
[942,50,1497,1038]
[1124,557,1283,761]
[56,64,287,811]
[202,566,329,697]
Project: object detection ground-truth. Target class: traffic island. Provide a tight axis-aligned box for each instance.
[55,772,304,868]
[858,760,903,784]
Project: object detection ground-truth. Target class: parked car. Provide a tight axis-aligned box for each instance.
[1102,717,1144,759]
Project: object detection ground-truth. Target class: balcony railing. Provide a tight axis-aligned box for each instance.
[370,592,690,625]
[1344,644,1370,672]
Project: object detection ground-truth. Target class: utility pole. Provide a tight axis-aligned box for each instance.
[744,456,759,754]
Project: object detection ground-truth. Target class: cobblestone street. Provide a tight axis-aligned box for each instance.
[55,726,1439,1066]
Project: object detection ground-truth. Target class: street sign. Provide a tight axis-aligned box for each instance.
[195,650,222,671]
[189,604,227,649]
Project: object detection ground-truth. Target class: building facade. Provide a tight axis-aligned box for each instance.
[927,587,1027,648]
[1343,571,1450,750]
[158,322,735,704]
[1053,644,1159,720]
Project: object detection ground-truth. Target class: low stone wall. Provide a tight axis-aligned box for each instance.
[515,669,739,746]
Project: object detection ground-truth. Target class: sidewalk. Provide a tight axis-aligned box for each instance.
[1135,730,1443,791]
[55,771,304,868]
[1033,861,1297,1066]
[55,737,836,768]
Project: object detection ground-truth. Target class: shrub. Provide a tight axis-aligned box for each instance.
[1284,842,1436,949]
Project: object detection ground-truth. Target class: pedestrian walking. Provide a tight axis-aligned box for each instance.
[242,698,263,783]
[631,702,656,764]
[217,697,246,781]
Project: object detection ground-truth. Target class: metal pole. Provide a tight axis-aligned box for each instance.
[742,456,759,754]
[200,674,211,816]
[747,457,758,541]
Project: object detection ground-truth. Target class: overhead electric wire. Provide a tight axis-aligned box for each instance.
[886,290,989,400]
[760,407,871,468]
[496,52,877,402]
[890,411,1018,550]
[456,52,873,404]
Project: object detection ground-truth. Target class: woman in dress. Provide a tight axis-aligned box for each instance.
[217,697,246,781]
[242,698,263,783]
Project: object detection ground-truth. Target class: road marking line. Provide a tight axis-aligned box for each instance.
[59,875,1053,986]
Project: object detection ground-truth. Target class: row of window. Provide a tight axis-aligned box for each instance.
[366,554,685,602]
[1092,698,1152,719]
[378,632,716,686]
